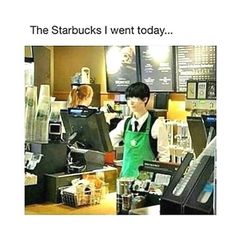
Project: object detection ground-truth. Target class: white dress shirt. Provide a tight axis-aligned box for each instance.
[109,112,170,162]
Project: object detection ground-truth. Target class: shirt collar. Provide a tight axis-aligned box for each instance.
[131,111,149,127]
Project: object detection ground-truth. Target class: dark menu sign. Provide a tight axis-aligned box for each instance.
[139,46,174,92]
[176,46,216,92]
[105,46,138,92]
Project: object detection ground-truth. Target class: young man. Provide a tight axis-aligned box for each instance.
[109,82,170,177]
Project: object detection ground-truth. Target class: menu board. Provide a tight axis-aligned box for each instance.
[105,46,138,92]
[139,46,174,92]
[176,46,216,92]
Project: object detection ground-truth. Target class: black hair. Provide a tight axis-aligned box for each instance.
[125,82,150,104]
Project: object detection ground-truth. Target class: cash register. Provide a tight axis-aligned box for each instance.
[60,107,113,173]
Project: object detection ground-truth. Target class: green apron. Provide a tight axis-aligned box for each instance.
[120,114,155,178]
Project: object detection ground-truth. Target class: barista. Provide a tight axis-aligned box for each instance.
[109,82,170,178]
[67,84,93,108]
[66,84,94,173]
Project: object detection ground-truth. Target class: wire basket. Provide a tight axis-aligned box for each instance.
[61,184,107,208]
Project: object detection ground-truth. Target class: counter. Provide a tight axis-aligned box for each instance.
[129,205,160,215]
[25,192,161,215]
[25,193,117,215]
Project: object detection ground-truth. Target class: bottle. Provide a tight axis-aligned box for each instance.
[81,67,90,84]
[157,117,170,161]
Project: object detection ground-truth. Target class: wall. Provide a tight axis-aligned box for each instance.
[45,46,54,95]
[33,46,51,96]
[52,46,189,121]
[53,46,106,100]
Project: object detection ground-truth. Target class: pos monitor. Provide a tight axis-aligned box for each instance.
[201,115,216,141]
[187,116,207,158]
[60,107,113,153]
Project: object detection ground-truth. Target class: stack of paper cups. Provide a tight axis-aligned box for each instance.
[34,85,51,143]
[25,86,37,141]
